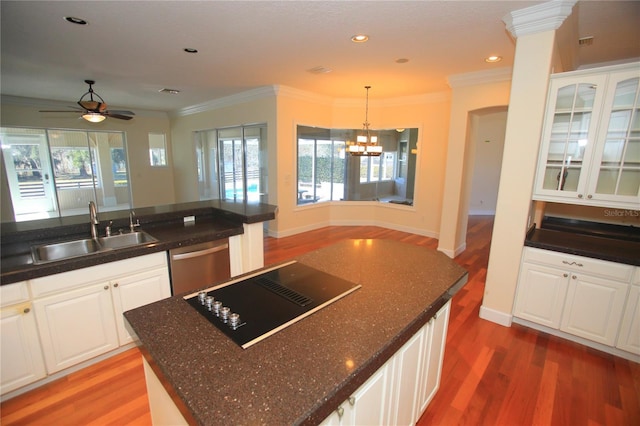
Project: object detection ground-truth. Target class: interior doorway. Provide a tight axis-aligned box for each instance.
[467,107,508,216]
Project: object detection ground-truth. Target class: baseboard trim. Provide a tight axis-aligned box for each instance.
[437,242,466,259]
[479,305,513,327]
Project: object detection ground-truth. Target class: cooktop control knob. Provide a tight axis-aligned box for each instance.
[220,306,231,322]
[229,313,240,329]
[212,301,222,316]
[198,291,207,304]
[205,296,215,310]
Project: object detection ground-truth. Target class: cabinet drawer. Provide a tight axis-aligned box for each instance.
[31,252,168,298]
[1,281,30,308]
[633,267,640,286]
[523,247,633,282]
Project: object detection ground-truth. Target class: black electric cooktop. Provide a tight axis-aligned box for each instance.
[184,261,361,349]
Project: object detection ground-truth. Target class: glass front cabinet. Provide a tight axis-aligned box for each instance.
[533,63,640,209]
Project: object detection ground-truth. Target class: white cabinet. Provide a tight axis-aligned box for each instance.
[388,329,423,426]
[111,268,171,345]
[514,247,634,350]
[416,300,450,415]
[533,62,640,208]
[0,282,47,394]
[560,273,628,345]
[513,263,569,328]
[320,301,451,426]
[320,361,392,426]
[617,267,640,355]
[32,281,120,373]
[30,252,170,374]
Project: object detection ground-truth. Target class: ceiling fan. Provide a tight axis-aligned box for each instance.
[39,80,135,122]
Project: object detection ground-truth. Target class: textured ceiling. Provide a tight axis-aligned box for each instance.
[1,0,638,112]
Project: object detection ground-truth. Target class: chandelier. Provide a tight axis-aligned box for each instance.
[348,86,382,156]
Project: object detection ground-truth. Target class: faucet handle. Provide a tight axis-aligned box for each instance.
[105,221,113,237]
[129,210,140,232]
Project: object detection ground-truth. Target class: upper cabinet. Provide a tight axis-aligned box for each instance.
[533,63,640,209]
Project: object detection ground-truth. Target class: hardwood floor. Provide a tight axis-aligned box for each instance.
[2,216,639,425]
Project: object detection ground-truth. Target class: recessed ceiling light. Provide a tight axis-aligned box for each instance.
[184,48,198,53]
[159,88,180,94]
[64,16,88,25]
[485,55,502,63]
[351,34,369,43]
[395,58,409,64]
[307,66,332,74]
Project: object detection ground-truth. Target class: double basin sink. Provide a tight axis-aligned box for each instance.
[31,231,158,264]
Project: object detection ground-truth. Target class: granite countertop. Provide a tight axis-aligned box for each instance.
[525,217,640,266]
[124,239,468,426]
[0,200,277,285]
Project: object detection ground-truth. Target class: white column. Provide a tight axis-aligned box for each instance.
[480,0,576,326]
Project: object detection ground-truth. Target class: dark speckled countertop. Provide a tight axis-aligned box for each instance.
[124,239,468,426]
[525,217,640,266]
[0,200,277,285]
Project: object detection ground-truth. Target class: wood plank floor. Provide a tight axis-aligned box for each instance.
[2,216,639,425]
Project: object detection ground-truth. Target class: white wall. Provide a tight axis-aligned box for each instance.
[437,77,512,257]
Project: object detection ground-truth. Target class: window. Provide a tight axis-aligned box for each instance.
[1,127,132,221]
[195,124,268,203]
[149,133,167,166]
[297,125,417,205]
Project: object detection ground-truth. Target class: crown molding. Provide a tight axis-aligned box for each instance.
[275,85,334,106]
[447,67,513,89]
[503,0,577,38]
[333,91,450,108]
[172,85,279,117]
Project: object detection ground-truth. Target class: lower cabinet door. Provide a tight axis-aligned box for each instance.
[1,303,47,394]
[513,262,569,328]
[111,267,171,346]
[33,282,119,373]
[617,285,640,355]
[417,301,451,416]
[560,274,628,346]
[345,361,391,426]
[389,326,424,426]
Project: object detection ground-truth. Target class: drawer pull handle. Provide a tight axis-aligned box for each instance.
[562,261,583,267]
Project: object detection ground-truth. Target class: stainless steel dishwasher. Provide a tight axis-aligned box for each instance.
[169,239,231,295]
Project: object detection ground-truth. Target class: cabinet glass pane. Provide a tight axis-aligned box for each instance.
[555,84,596,111]
[595,77,640,196]
[543,166,581,191]
[612,78,639,108]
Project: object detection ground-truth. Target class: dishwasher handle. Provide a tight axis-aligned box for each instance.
[170,244,229,261]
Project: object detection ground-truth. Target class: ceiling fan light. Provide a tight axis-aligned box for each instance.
[82,112,106,123]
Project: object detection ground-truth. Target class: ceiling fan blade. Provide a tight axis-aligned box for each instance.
[107,110,135,116]
[39,110,79,113]
[105,113,134,120]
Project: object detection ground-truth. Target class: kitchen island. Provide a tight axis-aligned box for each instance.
[124,239,468,425]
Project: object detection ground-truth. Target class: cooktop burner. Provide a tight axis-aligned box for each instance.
[184,261,361,349]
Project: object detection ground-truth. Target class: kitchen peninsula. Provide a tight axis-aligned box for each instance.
[0,199,277,284]
[124,239,468,425]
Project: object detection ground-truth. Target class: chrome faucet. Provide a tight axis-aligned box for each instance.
[129,210,140,232]
[89,201,99,239]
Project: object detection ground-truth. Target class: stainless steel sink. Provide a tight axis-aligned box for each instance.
[31,231,157,264]
[97,231,157,249]
[31,238,102,264]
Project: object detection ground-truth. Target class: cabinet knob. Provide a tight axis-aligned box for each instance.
[337,406,344,418]
[578,194,583,199]
[572,275,577,280]
[104,285,109,290]
[348,396,356,406]
[23,307,30,314]
[113,282,119,288]
[563,273,568,278]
